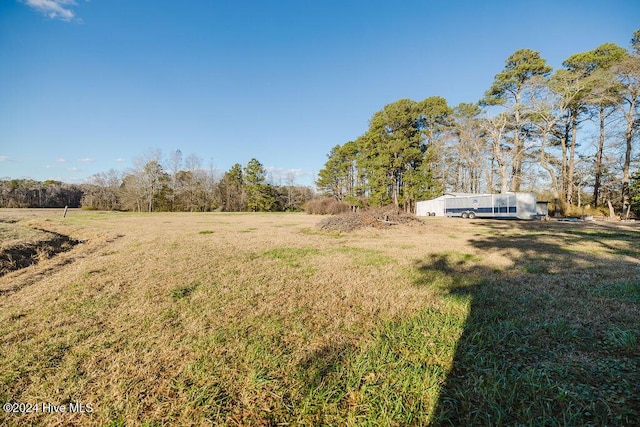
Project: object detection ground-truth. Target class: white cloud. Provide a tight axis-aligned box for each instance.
[68,167,81,172]
[21,0,79,22]
[264,167,308,184]
[55,157,67,163]
[0,156,9,162]
[266,166,306,177]
[78,157,94,163]
[115,157,126,163]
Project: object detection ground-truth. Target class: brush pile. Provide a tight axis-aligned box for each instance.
[316,206,423,232]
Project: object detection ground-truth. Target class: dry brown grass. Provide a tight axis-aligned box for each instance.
[0,210,638,425]
[0,212,446,425]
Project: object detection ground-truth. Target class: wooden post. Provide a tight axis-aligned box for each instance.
[63,206,68,218]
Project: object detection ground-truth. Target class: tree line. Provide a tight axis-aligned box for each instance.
[317,30,640,217]
[81,153,313,212]
[0,179,83,208]
[1,154,313,212]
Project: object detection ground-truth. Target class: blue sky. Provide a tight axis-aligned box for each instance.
[1,0,638,186]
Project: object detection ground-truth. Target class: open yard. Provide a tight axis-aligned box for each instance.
[0,209,638,426]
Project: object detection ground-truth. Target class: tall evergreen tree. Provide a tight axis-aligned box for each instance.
[613,30,640,216]
[316,142,359,203]
[317,97,449,211]
[563,43,627,206]
[218,163,246,211]
[360,99,425,208]
[484,49,552,192]
[244,158,275,212]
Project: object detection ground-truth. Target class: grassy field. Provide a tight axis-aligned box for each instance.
[0,209,638,426]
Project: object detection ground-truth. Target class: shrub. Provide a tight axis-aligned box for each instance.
[304,197,351,215]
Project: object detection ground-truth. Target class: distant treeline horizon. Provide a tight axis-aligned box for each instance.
[0,155,314,213]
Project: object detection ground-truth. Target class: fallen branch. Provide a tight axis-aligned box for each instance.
[377,219,398,225]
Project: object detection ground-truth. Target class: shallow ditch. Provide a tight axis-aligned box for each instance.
[0,229,82,277]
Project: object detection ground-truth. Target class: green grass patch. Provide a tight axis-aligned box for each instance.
[262,247,320,268]
[335,246,395,267]
[198,230,214,235]
[590,281,640,302]
[606,326,637,350]
[431,272,640,425]
[410,251,483,290]
[239,227,258,233]
[613,248,640,258]
[171,282,199,300]
[521,264,549,274]
[295,303,470,425]
[564,229,637,240]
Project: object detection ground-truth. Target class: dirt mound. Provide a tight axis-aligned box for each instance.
[317,206,423,232]
[0,230,81,277]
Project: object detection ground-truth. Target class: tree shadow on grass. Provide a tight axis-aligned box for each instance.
[297,340,356,393]
[429,220,640,426]
[291,340,357,424]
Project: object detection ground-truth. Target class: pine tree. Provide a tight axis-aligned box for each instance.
[244,159,276,212]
